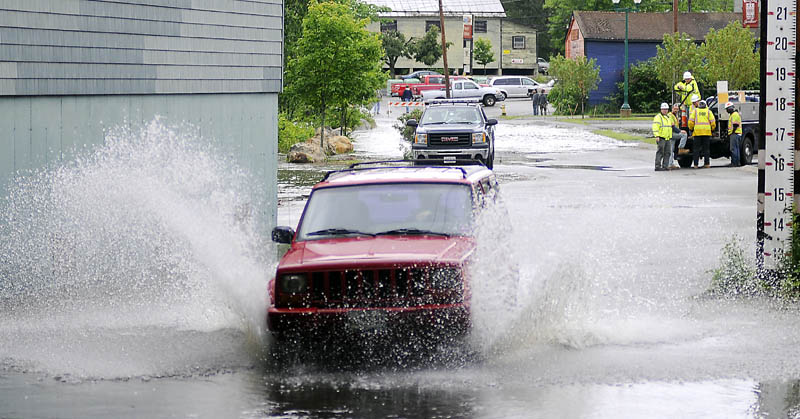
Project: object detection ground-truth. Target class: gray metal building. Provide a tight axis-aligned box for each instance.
[0,0,283,228]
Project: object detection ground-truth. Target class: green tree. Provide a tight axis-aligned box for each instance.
[547,55,601,115]
[473,38,495,75]
[381,30,411,78]
[410,26,445,66]
[653,32,704,103]
[286,1,387,147]
[281,0,385,117]
[700,21,759,90]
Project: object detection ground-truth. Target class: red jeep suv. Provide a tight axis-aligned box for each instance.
[268,163,500,341]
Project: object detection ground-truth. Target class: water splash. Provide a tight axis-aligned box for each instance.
[467,180,736,356]
[0,118,272,377]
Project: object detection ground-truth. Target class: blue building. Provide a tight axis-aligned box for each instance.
[565,12,745,105]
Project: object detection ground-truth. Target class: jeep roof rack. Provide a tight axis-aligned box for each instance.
[320,159,487,181]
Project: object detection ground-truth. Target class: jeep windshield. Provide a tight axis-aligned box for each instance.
[296,183,474,241]
[421,107,482,125]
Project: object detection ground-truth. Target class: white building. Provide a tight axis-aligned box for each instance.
[365,0,539,75]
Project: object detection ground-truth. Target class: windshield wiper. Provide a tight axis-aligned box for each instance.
[375,228,450,237]
[307,228,375,237]
[423,121,449,125]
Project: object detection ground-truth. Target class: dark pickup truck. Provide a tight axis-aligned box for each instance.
[406,100,497,169]
[676,92,759,168]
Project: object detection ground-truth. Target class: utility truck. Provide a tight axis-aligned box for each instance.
[674,82,760,168]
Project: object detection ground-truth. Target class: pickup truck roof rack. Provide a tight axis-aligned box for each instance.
[320,159,487,181]
[426,99,483,106]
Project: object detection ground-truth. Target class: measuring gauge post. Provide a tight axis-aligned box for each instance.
[758,0,797,268]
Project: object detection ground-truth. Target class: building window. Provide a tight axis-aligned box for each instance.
[380,20,397,32]
[475,20,487,33]
[512,36,525,49]
[571,30,579,41]
[425,21,441,32]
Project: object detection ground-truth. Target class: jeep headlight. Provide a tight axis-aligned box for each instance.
[472,132,485,143]
[278,274,308,294]
[415,133,428,144]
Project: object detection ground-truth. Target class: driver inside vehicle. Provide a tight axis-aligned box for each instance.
[445,109,480,124]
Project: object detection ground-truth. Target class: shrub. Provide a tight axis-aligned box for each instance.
[548,55,600,116]
[708,235,761,297]
[278,113,315,153]
[393,108,424,141]
[606,58,670,114]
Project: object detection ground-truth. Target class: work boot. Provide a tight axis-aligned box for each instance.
[703,164,710,168]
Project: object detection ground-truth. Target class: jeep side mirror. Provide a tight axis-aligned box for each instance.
[406,119,418,127]
[271,226,295,244]
[486,119,498,126]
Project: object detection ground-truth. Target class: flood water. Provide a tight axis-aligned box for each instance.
[2,114,800,418]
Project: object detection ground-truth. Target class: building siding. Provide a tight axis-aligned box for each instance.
[0,1,283,231]
[565,19,584,59]
[499,20,536,74]
[0,93,279,230]
[0,0,283,95]
[585,40,658,105]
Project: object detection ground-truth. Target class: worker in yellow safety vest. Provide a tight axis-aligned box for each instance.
[675,72,700,128]
[652,102,674,171]
[667,103,688,168]
[674,71,700,108]
[726,101,743,167]
[688,99,716,168]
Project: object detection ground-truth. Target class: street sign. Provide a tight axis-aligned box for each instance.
[743,0,759,28]
[758,0,797,268]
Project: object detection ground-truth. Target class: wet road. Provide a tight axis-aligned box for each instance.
[3,112,799,418]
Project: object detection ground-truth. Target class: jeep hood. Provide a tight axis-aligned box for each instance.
[278,236,474,270]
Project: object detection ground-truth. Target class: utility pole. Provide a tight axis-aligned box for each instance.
[673,0,678,33]
[438,0,451,98]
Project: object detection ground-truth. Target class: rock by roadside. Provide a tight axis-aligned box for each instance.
[287,134,354,163]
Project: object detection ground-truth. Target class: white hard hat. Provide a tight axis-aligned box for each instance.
[660,102,670,110]
[683,71,692,79]
[725,101,734,108]
[691,94,700,102]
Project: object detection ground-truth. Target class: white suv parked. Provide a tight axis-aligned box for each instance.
[488,76,553,99]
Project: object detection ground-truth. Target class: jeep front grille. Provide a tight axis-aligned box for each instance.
[279,267,463,309]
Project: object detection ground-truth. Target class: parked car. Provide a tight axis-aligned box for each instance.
[400,70,441,80]
[488,76,552,99]
[406,100,497,168]
[268,163,502,343]
[420,80,504,106]
[537,57,549,74]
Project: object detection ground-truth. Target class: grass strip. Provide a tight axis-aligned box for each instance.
[592,129,655,145]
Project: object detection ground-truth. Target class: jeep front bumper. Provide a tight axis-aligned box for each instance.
[267,305,470,339]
